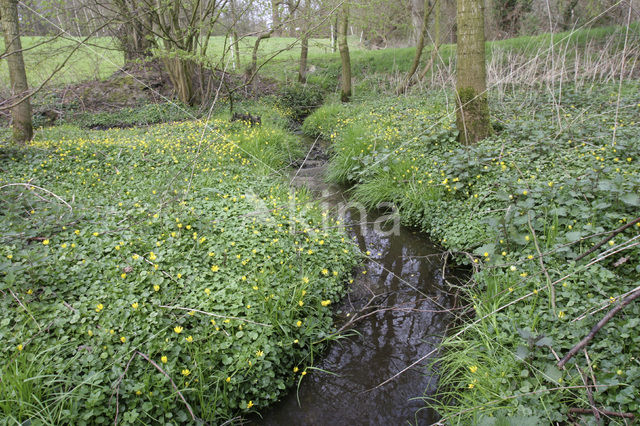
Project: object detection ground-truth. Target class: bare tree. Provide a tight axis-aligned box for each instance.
[397,0,436,94]
[455,0,491,144]
[1,0,33,143]
[246,0,301,79]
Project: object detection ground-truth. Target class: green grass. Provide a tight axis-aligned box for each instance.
[2,23,636,95]
[303,82,640,422]
[0,103,359,423]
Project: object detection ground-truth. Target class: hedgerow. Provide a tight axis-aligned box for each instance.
[0,112,358,424]
[303,82,640,423]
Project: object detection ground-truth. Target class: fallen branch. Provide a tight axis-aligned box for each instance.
[558,287,640,368]
[568,407,634,419]
[575,217,640,262]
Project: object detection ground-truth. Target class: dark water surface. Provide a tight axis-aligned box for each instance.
[259,159,454,425]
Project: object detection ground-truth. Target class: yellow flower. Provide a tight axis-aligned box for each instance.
[174,326,183,334]
[95,303,104,312]
[298,300,304,307]
[185,335,193,342]
[132,254,139,260]
[6,254,12,259]
[210,319,216,325]
[211,265,219,272]
[301,371,307,376]
[302,277,309,284]
[74,229,80,235]
[181,369,190,376]
[120,336,126,343]
[296,320,302,327]
[17,344,23,351]
[558,311,565,319]
[61,243,67,248]
[469,365,478,374]
[321,300,331,307]
[121,273,127,279]
[42,239,50,245]
[293,366,299,373]
[153,284,160,292]
[204,288,211,295]
[149,252,157,261]
[256,350,264,357]
[131,302,138,309]
[247,401,254,409]
[321,268,329,275]
[177,273,182,279]
[26,289,33,295]
[93,232,99,237]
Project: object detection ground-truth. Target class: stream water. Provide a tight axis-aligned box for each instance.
[258,141,455,425]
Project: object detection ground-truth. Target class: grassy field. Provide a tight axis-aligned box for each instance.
[2,23,636,94]
[0,100,359,424]
[0,35,345,89]
[302,81,640,422]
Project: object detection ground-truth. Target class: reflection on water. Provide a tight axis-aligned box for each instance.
[259,164,453,426]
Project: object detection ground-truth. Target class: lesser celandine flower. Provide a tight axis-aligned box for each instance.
[174,326,183,334]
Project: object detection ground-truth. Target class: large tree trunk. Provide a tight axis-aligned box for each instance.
[455,0,491,144]
[397,0,434,94]
[163,57,196,105]
[338,4,351,102]
[1,0,33,144]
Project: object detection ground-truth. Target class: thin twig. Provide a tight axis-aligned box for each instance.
[528,213,555,314]
[158,305,272,327]
[1,183,73,211]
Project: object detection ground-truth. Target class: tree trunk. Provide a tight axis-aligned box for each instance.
[0,0,33,143]
[298,0,309,83]
[113,0,154,63]
[299,34,309,83]
[397,0,434,94]
[419,0,441,82]
[272,0,281,36]
[338,4,351,102]
[331,18,337,52]
[246,32,270,81]
[230,0,241,70]
[163,57,195,105]
[455,0,491,144]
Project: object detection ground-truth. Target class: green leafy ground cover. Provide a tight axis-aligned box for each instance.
[303,82,640,423]
[0,105,359,424]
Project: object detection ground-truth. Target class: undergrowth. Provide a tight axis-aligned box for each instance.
[303,82,640,423]
[0,107,359,424]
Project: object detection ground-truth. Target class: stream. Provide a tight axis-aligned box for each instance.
[258,139,456,425]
